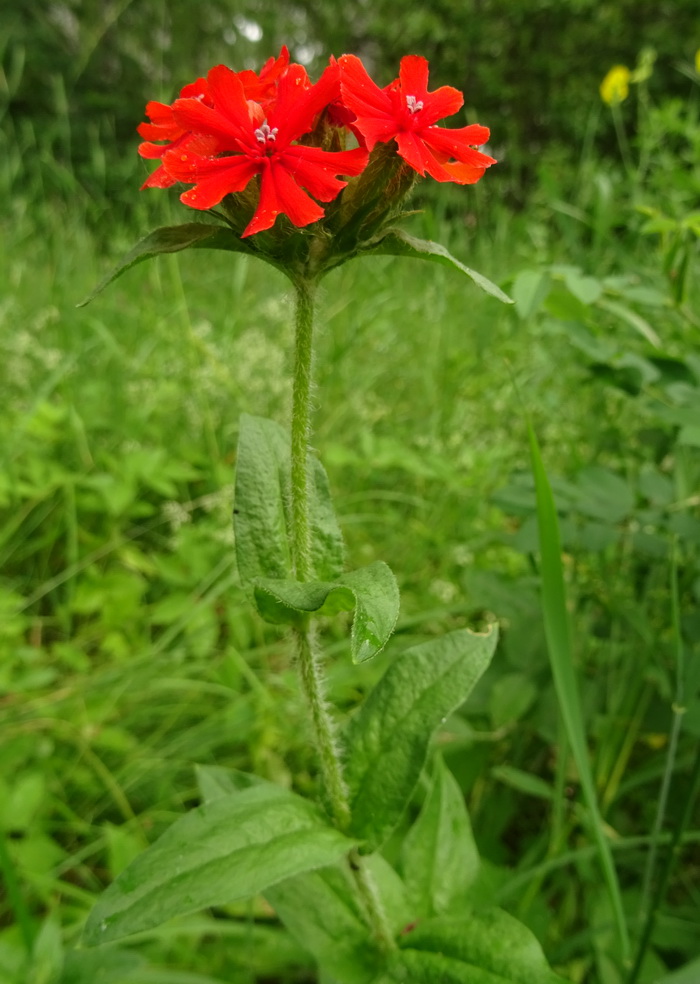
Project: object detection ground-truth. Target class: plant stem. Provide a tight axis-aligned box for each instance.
[290,277,316,583]
[288,279,396,953]
[288,276,350,823]
[293,624,350,829]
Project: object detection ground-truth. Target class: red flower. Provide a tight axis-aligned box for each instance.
[339,54,495,184]
[162,60,368,237]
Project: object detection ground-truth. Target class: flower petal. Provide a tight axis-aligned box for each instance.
[440,160,490,184]
[206,65,252,131]
[162,151,260,209]
[395,131,453,182]
[281,145,367,201]
[421,124,493,160]
[172,98,249,150]
[244,159,324,236]
[339,55,395,151]
[397,55,430,98]
[270,61,338,147]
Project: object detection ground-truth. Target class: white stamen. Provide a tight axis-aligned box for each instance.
[405,95,424,115]
[254,121,279,144]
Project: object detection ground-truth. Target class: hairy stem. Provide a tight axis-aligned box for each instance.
[294,624,351,829]
[290,278,316,583]
[288,279,396,953]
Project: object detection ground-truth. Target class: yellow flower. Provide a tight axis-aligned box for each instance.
[600,65,631,105]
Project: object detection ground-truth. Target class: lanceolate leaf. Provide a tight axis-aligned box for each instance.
[375,912,567,984]
[363,228,513,304]
[345,627,497,850]
[234,415,294,588]
[78,222,261,306]
[234,415,345,591]
[399,755,480,918]
[83,785,355,946]
[253,561,399,662]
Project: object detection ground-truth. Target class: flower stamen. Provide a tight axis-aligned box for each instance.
[254,121,279,144]
[405,95,424,115]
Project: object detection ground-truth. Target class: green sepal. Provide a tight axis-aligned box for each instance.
[399,755,480,918]
[234,414,345,590]
[373,912,567,983]
[83,784,355,946]
[361,228,513,304]
[77,222,268,307]
[253,561,400,662]
[345,627,497,850]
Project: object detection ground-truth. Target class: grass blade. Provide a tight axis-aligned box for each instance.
[528,422,630,964]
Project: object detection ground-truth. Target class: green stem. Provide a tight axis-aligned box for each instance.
[288,280,396,953]
[290,278,316,582]
[293,624,350,830]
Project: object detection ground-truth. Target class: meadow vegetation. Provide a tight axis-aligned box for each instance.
[1,9,699,984]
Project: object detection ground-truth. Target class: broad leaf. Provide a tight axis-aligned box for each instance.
[363,228,513,304]
[234,415,344,591]
[345,627,497,850]
[78,222,259,306]
[253,561,399,661]
[83,785,355,946]
[375,912,566,983]
[399,755,479,917]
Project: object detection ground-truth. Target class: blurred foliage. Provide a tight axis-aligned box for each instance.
[2,0,699,217]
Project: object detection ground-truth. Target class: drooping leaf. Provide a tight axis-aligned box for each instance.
[234,415,344,591]
[78,222,260,307]
[345,627,497,850]
[83,785,355,946]
[253,561,399,662]
[374,912,567,983]
[363,228,513,304]
[399,756,479,918]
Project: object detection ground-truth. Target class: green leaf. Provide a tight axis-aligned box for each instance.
[78,222,257,307]
[363,229,513,304]
[266,865,381,984]
[266,852,409,984]
[83,785,355,946]
[253,562,399,662]
[234,415,344,591]
[511,269,551,319]
[375,912,566,983]
[528,424,630,963]
[194,764,266,802]
[58,946,145,984]
[399,756,479,918]
[345,627,497,850]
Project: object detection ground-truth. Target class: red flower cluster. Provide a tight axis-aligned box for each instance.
[138,49,495,238]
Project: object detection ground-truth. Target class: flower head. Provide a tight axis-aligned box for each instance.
[160,59,368,237]
[600,65,631,105]
[339,54,495,184]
